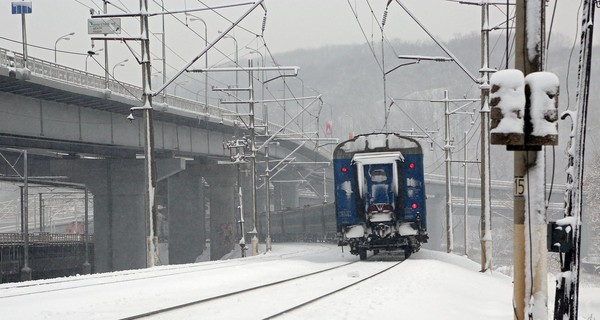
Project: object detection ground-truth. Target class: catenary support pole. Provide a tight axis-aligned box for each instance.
[20,150,31,281]
[479,0,493,272]
[140,0,159,268]
[554,1,595,319]
[249,62,259,256]
[514,0,547,319]
[463,131,469,257]
[444,90,454,254]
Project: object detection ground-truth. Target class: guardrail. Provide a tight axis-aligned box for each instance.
[0,47,290,134]
[0,47,334,159]
[0,232,94,243]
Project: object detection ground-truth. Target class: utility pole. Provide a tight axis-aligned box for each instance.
[444,91,453,254]
[103,0,109,91]
[248,61,259,256]
[139,0,159,268]
[265,144,271,251]
[514,1,546,318]
[20,149,31,281]
[463,131,469,257]
[431,91,479,253]
[490,1,559,318]
[20,0,28,67]
[553,1,596,319]
[479,0,493,273]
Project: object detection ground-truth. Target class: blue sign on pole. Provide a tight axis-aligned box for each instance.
[11,2,32,14]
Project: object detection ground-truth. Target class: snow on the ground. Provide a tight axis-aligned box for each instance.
[0,243,598,319]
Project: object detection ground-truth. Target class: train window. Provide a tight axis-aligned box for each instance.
[370,169,387,182]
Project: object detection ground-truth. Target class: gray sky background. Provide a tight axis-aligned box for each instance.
[0,0,590,86]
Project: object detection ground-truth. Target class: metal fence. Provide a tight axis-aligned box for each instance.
[0,232,93,244]
[0,47,291,133]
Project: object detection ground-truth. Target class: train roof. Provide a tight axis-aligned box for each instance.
[333,133,423,159]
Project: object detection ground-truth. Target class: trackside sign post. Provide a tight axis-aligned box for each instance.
[87,18,122,34]
[11,2,32,14]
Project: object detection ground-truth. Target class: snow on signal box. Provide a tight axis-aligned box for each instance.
[489,69,559,149]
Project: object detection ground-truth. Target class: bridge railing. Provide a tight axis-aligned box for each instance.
[0,232,94,243]
[0,47,332,158]
[0,48,288,133]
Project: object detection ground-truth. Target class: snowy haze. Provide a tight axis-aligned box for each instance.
[0,0,590,87]
[1,243,598,319]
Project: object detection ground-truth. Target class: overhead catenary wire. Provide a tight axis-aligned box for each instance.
[345,0,384,73]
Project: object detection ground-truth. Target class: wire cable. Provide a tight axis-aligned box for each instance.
[345,0,384,73]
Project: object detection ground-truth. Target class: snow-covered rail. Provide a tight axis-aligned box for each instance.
[121,257,404,319]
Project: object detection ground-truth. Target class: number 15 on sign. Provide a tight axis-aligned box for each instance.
[514,176,525,196]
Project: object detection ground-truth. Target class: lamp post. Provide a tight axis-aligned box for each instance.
[160,0,166,103]
[247,47,270,250]
[218,31,238,113]
[54,32,75,63]
[293,77,305,132]
[383,55,453,130]
[174,81,188,96]
[85,48,103,72]
[430,90,479,254]
[189,15,208,113]
[152,71,162,81]
[112,58,128,79]
[246,48,265,121]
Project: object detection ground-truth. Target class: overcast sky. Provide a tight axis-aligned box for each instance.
[0,0,589,86]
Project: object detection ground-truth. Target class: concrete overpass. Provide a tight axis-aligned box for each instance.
[0,47,331,273]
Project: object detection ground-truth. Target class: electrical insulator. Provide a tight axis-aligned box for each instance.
[382,10,388,27]
[261,15,267,34]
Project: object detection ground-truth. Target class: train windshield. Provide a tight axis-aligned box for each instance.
[370,169,387,182]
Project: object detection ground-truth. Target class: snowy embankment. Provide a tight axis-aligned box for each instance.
[0,243,598,319]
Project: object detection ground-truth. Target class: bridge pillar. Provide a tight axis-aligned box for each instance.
[29,158,184,273]
[424,193,445,251]
[200,164,237,260]
[166,166,206,264]
[274,182,300,211]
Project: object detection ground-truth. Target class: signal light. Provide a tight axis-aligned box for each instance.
[341,166,348,173]
[411,203,418,209]
[409,163,415,169]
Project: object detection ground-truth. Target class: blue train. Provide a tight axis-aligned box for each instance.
[333,133,428,260]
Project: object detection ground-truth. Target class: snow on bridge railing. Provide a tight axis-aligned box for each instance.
[0,48,337,159]
[0,232,94,244]
[0,47,289,135]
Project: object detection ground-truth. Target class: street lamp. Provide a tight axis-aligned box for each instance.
[246,47,265,119]
[85,48,103,72]
[246,47,271,250]
[218,31,238,113]
[188,15,209,113]
[383,55,454,129]
[152,71,162,86]
[54,32,75,63]
[112,58,128,79]
[174,81,188,96]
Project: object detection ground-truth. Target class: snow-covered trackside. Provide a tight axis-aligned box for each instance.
[0,243,598,319]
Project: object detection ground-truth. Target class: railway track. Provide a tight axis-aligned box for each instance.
[121,257,404,319]
[0,244,334,299]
